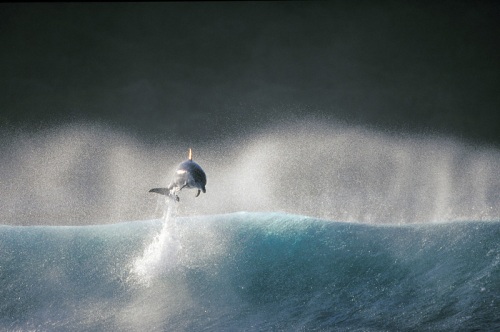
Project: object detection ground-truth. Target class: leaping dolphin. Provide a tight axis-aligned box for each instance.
[149,148,207,202]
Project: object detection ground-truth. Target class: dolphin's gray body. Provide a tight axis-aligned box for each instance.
[149,150,207,202]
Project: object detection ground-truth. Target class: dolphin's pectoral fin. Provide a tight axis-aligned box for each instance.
[195,189,201,197]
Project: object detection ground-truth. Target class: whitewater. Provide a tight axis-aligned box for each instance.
[0,122,499,331]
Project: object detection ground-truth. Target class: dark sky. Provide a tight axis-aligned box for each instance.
[1,1,499,145]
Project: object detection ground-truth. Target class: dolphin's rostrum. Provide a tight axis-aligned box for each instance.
[149,148,207,201]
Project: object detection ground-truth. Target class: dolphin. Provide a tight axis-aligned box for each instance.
[149,148,207,201]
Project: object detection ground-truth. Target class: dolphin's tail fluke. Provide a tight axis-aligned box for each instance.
[149,188,170,195]
[149,188,180,201]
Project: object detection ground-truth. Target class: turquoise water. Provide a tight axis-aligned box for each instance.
[1,212,499,331]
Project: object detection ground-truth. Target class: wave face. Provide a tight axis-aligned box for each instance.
[1,212,498,331]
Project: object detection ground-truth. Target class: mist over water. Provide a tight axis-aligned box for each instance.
[1,2,499,226]
[1,120,498,225]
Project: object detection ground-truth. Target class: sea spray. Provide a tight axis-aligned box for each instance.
[131,198,181,285]
[1,122,498,225]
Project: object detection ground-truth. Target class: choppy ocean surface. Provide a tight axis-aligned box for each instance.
[0,212,498,331]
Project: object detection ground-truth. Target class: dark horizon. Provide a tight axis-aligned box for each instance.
[1,1,499,146]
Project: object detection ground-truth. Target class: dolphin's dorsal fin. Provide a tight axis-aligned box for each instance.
[188,148,192,161]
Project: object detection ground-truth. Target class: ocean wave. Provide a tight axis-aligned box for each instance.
[1,212,499,331]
